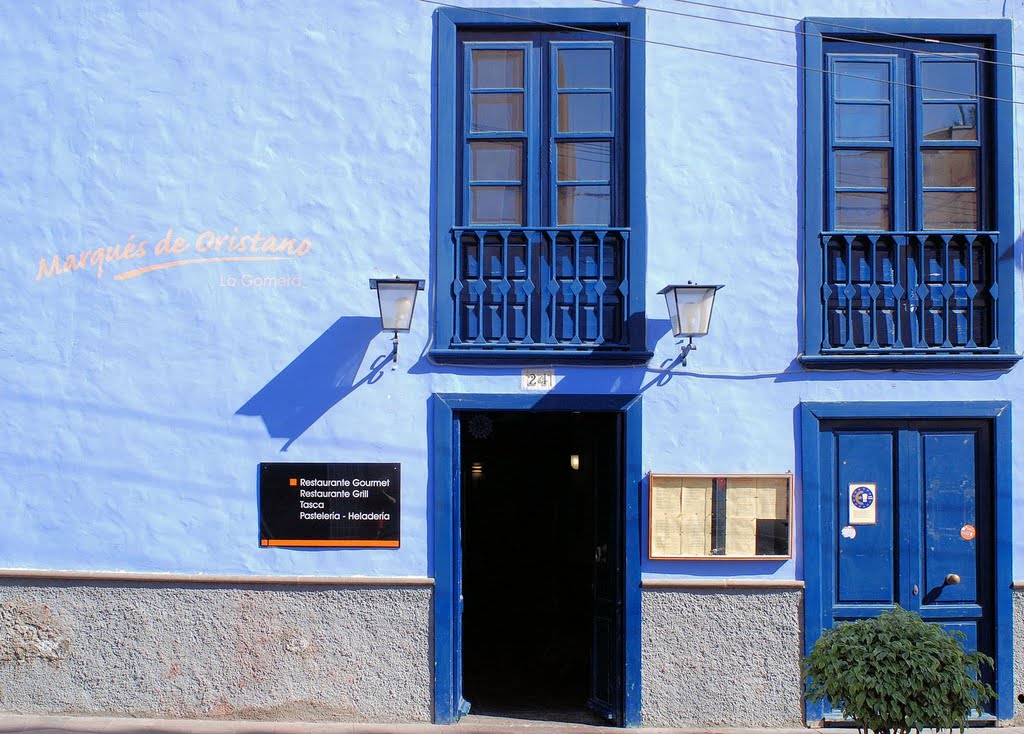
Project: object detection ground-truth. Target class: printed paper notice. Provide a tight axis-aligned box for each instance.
[728,481,757,519]
[680,482,712,556]
[652,483,681,516]
[725,517,757,556]
[849,482,877,525]
[679,515,711,556]
[652,513,683,557]
[681,484,710,516]
[649,477,712,557]
[650,483,683,557]
[756,478,789,520]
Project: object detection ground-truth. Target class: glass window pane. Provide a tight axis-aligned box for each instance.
[923,150,977,189]
[921,61,976,100]
[922,103,977,140]
[557,185,611,225]
[472,93,524,133]
[835,150,890,189]
[835,103,889,141]
[470,141,523,181]
[557,93,611,133]
[834,62,889,100]
[557,142,611,182]
[558,48,611,89]
[471,186,523,224]
[471,49,524,89]
[923,191,978,229]
[835,192,890,230]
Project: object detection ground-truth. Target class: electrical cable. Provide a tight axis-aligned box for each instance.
[417,0,1024,107]
[425,0,1024,357]
[588,0,1024,73]
[1011,0,1024,324]
[666,0,1024,61]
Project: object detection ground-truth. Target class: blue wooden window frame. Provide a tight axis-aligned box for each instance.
[433,7,649,364]
[800,401,1014,721]
[549,39,621,227]
[826,53,903,231]
[801,19,1019,369]
[462,40,532,226]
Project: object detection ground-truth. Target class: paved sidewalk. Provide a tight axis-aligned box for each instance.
[0,716,1017,734]
[0,715,867,734]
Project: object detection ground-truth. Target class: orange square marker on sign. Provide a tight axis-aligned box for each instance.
[289,478,297,486]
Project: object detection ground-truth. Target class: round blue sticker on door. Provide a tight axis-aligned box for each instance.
[851,485,874,509]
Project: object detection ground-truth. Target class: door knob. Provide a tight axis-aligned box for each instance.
[945,573,961,585]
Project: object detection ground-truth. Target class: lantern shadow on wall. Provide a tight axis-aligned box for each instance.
[236,315,391,451]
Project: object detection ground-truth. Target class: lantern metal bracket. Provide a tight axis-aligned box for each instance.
[678,336,696,365]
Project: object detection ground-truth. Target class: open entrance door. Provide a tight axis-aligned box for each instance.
[458,410,623,725]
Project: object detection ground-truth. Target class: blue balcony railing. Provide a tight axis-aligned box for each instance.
[449,227,631,352]
[820,231,1000,354]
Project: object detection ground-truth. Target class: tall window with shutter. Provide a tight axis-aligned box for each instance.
[802,20,1018,368]
[434,9,648,363]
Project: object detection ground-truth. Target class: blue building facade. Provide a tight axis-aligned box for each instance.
[0,0,1021,727]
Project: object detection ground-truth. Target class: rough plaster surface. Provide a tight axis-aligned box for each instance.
[0,581,431,722]
[641,588,804,727]
[1015,588,1023,724]
[0,0,1019,586]
[0,0,1020,721]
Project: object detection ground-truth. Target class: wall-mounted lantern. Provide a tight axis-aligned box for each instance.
[370,277,425,367]
[658,282,723,365]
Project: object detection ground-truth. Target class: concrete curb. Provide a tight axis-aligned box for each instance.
[0,717,1016,734]
[0,716,861,734]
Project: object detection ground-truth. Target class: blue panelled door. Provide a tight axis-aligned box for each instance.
[588,412,623,721]
[816,419,994,711]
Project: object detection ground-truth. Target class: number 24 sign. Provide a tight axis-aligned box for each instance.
[521,368,556,391]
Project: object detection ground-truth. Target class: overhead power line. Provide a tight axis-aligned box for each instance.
[586,0,1024,73]
[667,0,1024,61]
[418,0,1024,108]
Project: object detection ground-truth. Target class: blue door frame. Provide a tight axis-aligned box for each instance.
[431,393,642,726]
[800,402,1014,722]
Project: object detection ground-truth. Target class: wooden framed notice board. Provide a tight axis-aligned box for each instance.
[648,473,793,560]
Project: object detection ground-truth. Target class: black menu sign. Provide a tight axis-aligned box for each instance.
[259,463,400,548]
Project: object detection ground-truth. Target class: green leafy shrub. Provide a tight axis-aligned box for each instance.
[802,606,995,734]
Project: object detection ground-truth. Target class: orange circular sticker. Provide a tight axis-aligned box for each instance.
[960,524,976,541]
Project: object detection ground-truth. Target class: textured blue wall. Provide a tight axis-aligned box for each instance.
[0,0,1020,580]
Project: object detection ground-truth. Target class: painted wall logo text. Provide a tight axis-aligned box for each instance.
[35,227,313,282]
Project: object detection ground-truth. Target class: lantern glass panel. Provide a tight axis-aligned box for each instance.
[665,286,717,337]
[376,282,420,332]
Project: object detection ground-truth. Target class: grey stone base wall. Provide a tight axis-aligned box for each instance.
[641,586,804,727]
[1014,586,1023,724]
[0,579,432,722]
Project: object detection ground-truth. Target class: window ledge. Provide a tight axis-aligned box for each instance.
[428,348,654,366]
[799,353,1022,370]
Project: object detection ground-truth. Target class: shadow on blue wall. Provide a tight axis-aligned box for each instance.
[408,316,676,395]
[237,316,391,451]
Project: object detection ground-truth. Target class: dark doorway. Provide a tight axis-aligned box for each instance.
[459,410,619,724]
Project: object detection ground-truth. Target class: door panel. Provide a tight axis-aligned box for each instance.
[453,416,470,719]
[588,413,621,722]
[836,431,896,605]
[921,432,978,605]
[938,622,979,655]
[820,419,993,711]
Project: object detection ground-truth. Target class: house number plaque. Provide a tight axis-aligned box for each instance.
[521,368,556,391]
